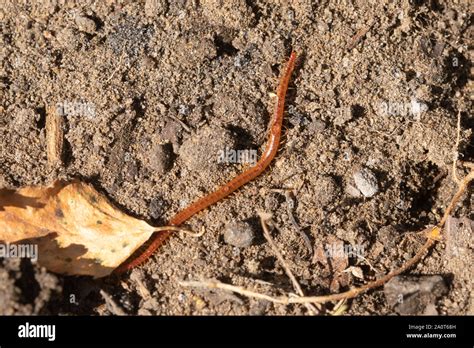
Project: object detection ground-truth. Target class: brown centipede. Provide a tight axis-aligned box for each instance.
[115,51,297,274]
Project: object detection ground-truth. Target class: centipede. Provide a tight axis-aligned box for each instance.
[115,51,297,274]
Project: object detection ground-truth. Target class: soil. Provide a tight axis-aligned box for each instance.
[0,0,472,315]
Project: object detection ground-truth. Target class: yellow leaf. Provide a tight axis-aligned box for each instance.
[425,226,442,241]
[0,180,155,278]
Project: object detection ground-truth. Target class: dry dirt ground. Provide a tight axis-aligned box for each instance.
[0,0,472,315]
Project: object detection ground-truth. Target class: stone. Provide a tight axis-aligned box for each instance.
[353,168,379,198]
[223,221,254,248]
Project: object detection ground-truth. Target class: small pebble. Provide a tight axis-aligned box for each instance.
[353,168,379,198]
[75,15,96,34]
[149,197,166,219]
[178,104,190,115]
[223,221,254,248]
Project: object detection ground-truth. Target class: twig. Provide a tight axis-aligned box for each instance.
[180,226,205,238]
[46,103,64,169]
[347,20,375,50]
[269,188,313,255]
[259,213,303,295]
[129,272,151,300]
[170,114,192,133]
[181,238,433,304]
[259,212,319,314]
[151,225,205,238]
[452,111,461,184]
[329,299,348,316]
[104,49,125,85]
[354,254,377,273]
[179,279,289,304]
[100,290,127,315]
[180,169,474,305]
[284,190,313,255]
[438,169,474,227]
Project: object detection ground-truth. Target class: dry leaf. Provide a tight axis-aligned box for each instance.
[345,266,364,279]
[312,236,350,293]
[0,180,155,278]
